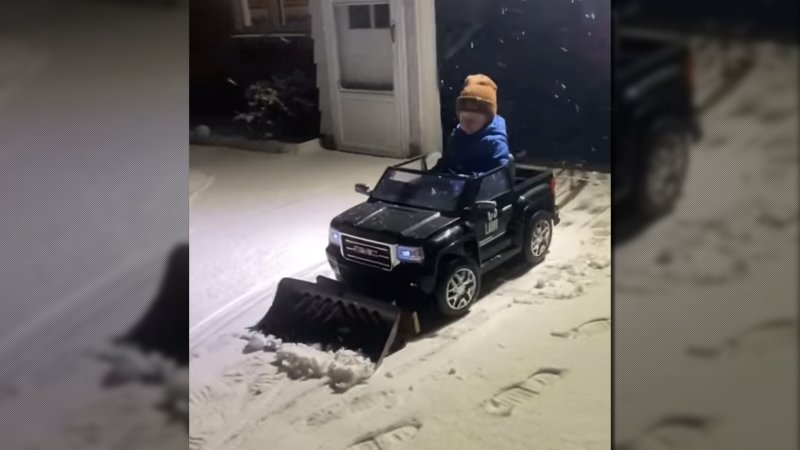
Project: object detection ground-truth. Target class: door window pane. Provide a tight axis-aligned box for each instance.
[348,4,371,29]
[373,4,391,29]
[335,3,394,91]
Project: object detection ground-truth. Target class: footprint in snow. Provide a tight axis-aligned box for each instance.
[247,372,284,397]
[551,317,611,339]
[307,390,398,427]
[759,106,793,124]
[189,435,209,450]
[345,420,421,450]
[483,368,567,416]
[687,318,797,359]
[616,415,711,450]
[574,198,592,211]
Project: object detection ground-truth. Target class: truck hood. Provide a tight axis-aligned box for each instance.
[334,201,458,241]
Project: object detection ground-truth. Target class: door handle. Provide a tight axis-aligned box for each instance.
[390,21,396,43]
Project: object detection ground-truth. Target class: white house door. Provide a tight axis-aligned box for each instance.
[325,0,408,158]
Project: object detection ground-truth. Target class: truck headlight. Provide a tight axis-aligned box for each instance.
[397,245,424,263]
[329,227,342,246]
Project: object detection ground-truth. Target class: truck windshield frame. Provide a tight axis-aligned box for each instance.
[370,168,470,213]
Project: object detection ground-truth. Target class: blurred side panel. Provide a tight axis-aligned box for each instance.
[0,0,188,448]
[614,2,798,449]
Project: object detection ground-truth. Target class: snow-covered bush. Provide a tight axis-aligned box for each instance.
[234,70,317,139]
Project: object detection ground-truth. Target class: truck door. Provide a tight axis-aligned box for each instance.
[474,168,515,259]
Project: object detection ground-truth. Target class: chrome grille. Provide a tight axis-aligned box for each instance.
[341,234,393,270]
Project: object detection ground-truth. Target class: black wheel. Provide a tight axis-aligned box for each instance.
[434,257,481,318]
[522,211,554,266]
[634,121,690,218]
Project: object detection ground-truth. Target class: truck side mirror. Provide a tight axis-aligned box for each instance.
[355,183,372,195]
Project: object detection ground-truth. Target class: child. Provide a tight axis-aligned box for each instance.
[433,74,511,176]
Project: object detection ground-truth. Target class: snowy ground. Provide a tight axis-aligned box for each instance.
[614,42,798,449]
[189,141,612,449]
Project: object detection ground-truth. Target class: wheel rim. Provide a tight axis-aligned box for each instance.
[530,219,552,257]
[645,135,687,209]
[445,268,477,310]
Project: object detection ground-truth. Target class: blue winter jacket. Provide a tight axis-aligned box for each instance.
[433,115,511,176]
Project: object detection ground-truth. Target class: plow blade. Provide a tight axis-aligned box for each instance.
[255,276,401,366]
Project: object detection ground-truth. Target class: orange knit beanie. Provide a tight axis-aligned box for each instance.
[456,74,498,116]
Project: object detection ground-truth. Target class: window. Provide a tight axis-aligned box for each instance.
[373,4,391,29]
[347,4,391,29]
[348,5,371,29]
[234,0,311,34]
[477,170,511,201]
[335,2,394,91]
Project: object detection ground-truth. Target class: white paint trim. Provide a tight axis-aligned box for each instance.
[321,1,343,150]
[392,0,411,157]
[240,0,252,27]
[414,0,442,154]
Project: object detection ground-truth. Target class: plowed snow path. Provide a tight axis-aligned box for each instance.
[189,145,397,339]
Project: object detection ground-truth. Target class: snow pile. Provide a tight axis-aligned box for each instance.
[242,331,282,352]
[98,344,180,386]
[275,343,335,379]
[238,331,376,392]
[275,344,376,392]
[586,253,611,270]
[327,349,377,392]
[94,344,189,423]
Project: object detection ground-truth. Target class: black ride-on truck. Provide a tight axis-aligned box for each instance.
[257,155,559,364]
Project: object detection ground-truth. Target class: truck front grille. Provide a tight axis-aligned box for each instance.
[341,234,393,270]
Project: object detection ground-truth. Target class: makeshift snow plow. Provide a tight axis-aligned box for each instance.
[255,276,405,366]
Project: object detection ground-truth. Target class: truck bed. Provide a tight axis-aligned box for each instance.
[513,166,552,192]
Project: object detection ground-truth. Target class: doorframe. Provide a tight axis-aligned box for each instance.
[321,0,410,158]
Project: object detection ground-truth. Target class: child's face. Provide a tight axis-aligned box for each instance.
[458,111,490,135]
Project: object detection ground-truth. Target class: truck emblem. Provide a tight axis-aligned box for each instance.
[352,245,377,257]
